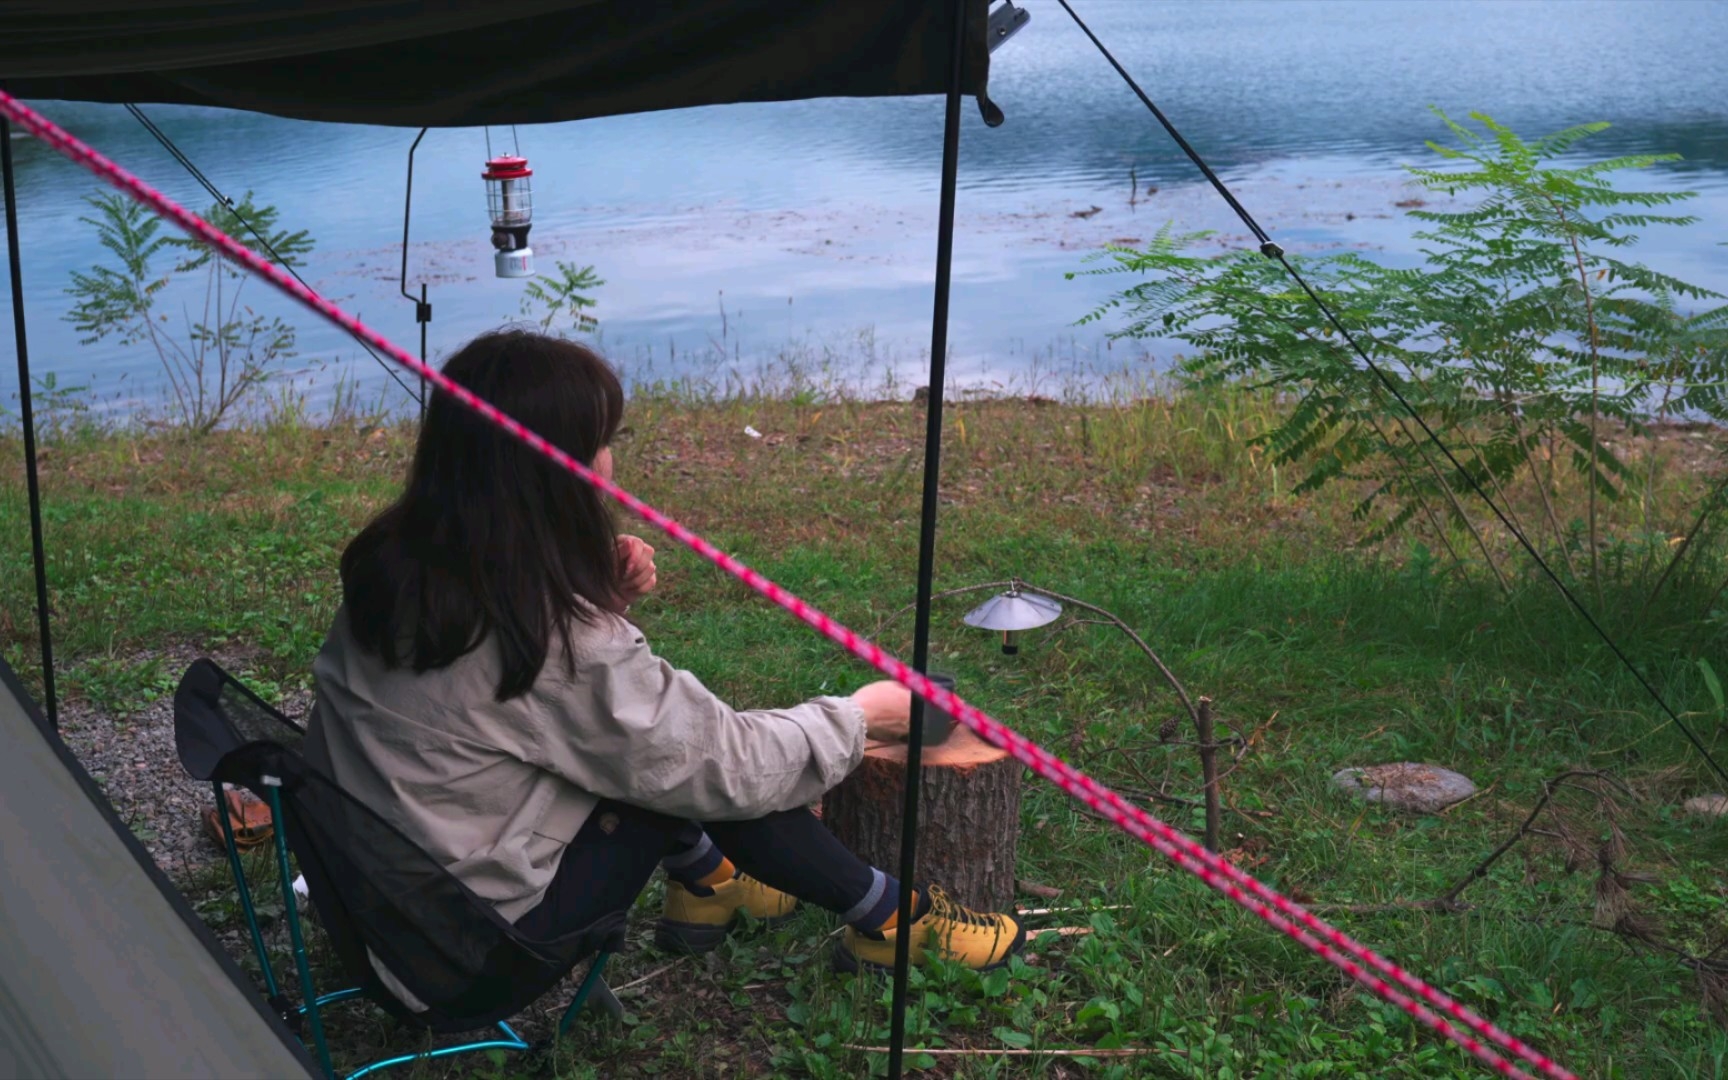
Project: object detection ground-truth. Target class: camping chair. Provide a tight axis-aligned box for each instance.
[172,659,625,1079]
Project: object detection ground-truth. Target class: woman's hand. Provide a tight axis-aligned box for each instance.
[851,680,912,742]
[615,535,658,611]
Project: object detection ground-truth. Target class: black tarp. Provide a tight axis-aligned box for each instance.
[0,0,994,127]
[0,654,319,1078]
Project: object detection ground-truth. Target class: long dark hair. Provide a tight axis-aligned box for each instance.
[340,329,625,700]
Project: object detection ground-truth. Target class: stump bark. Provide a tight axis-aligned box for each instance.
[821,728,1022,912]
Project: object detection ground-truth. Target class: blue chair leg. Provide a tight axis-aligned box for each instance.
[286,988,534,1080]
[264,780,335,1078]
[558,952,620,1035]
[304,988,366,1011]
[214,781,282,1003]
[343,1023,531,1080]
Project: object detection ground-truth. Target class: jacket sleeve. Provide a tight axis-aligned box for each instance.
[521,618,866,822]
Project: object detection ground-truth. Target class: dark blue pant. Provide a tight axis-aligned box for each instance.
[514,801,880,939]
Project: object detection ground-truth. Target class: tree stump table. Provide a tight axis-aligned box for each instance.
[821,728,1023,912]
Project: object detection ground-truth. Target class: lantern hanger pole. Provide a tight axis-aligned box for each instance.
[123,103,421,406]
[2,112,59,729]
[887,0,970,1073]
[399,126,430,422]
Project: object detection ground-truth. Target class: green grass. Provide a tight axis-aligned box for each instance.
[5,388,1728,1077]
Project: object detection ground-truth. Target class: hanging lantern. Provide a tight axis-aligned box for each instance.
[483,155,535,278]
[963,587,1062,655]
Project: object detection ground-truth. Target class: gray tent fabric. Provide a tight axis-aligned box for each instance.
[0,655,318,1079]
[0,0,995,128]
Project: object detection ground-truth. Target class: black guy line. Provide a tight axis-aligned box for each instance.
[124,104,420,404]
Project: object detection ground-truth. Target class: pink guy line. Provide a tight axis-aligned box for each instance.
[0,90,1574,1080]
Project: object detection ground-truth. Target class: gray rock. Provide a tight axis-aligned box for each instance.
[1683,794,1728,818]
[1332,762,1477,814]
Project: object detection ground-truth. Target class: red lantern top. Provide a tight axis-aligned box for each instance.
[483,155,532,181]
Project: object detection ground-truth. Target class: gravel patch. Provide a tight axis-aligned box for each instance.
[56,645,313,887]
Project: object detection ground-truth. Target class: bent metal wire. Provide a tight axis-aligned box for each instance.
[0,89,1574,1080]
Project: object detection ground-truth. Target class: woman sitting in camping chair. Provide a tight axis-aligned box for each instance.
[304,330,1022,1003]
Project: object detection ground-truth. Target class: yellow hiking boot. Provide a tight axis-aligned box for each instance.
[834,885,1025,973]
[655,873,799,953]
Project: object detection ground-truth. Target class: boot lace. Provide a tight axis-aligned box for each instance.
[926,885,998,929]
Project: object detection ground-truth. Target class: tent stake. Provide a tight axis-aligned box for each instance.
[888,0,970,1074]
[1,114,57,730]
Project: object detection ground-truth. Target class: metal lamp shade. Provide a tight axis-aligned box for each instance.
[963,591,1062,632]
[964,590,1061,654]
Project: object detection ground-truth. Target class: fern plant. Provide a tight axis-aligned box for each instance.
[1076,111,1728,598]
[520,260,604,335]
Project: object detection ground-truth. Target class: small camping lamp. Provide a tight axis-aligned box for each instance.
[963,587,1061,655]
[483,155,535,278]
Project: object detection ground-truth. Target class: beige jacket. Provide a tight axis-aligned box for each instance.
[304,604,866,927]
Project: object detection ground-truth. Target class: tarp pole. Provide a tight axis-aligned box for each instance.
[0,113,57,730]
[887,0,969,1073]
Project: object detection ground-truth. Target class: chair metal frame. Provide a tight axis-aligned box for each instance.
[199,712,619,1079]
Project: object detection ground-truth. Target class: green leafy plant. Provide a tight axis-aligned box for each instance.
[1077,111,1728,599]
[65,191,314,434]
[520,260,604,335]
[1,371,97,441]
[66,653,177,717]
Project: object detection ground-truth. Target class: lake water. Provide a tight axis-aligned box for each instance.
[4,0,1728,419]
